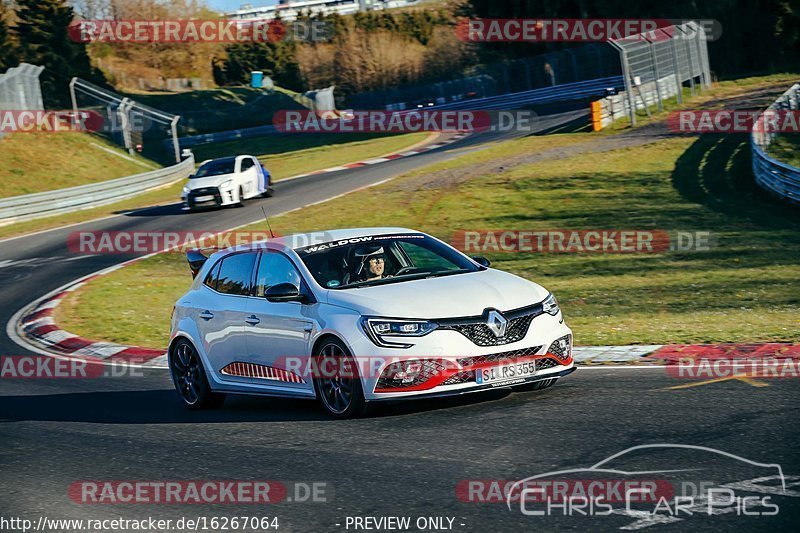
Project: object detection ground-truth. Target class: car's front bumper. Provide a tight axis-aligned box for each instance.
[342,311,574,401]
[183,186,237,209]
[367,366,576,402]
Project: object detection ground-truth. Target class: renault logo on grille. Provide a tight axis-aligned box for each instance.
[486,309,508,338]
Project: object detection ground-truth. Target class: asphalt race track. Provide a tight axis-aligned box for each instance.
[1,104,798,532]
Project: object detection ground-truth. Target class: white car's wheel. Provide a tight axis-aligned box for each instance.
[169,339,225,410]
[312,338,369,419]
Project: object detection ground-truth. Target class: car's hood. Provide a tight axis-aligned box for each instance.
[324,269,549,318]
[185,173,236,189]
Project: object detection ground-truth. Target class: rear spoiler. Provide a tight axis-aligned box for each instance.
[187,249,209,279]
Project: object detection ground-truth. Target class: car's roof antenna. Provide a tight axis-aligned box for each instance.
[261,206,275,239]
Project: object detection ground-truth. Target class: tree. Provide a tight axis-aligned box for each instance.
[14,0,102,106]
[0,1,17,71]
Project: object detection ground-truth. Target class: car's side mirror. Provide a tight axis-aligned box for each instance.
[188,174,195,179]
[265,282,303,302]
[471,256,491,267]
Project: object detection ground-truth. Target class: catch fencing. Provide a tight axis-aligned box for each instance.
[751,83,800,204]
[608,21,711,126]
[69,78,182,163]
[0,63,45,139]
[0,153,195,225]
[350,43,620,110]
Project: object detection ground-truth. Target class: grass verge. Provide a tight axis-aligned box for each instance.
[0,132,158,197]
[193,132,432,180]
[0,132,434,241]
[56,121,800,348]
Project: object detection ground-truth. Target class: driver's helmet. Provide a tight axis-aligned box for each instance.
[352,245,385,279]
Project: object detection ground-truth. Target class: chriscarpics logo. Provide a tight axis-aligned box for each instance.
[500,444,798,528]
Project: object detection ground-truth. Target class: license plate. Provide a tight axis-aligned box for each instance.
[195,195,214,202]
[476,360,536,385]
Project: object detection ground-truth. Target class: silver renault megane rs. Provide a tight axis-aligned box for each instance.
[168,228,575,418]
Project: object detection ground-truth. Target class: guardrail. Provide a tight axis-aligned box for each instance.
[0,154,195,225]
[751,83,800,204]
[178,76,625,149]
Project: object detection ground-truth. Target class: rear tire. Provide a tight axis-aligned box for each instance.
[312,338,368,419]
[169,339,225,410]
[513,378,557,392]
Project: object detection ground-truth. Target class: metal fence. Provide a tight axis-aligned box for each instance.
[751,83,800,204]
[610,21,711,125]
[0,63,45,138]
[348,43,621,110]
[69,78,182,164]
[0,153,195,225]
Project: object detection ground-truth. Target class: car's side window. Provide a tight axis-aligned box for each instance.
[203,259,222,290]
[240,158,254,171]
[255,252,303,297]
[215,252,258,296]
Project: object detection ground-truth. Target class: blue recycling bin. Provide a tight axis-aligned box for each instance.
[251,71,263,89]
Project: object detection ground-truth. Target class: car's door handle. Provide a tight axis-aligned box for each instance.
[245,315,260,326]
[199,310,214,320]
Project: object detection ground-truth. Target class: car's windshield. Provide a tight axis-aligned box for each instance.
[295,233,480,289]
[193,159,236,178]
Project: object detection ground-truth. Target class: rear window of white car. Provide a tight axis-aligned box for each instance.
[204,252,257,296]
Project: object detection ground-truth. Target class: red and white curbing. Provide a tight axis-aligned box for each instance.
[16,276,800,370]
[283,132,471,181]
[14,259,170,368]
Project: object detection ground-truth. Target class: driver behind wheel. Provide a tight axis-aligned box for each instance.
[353,245,392,282]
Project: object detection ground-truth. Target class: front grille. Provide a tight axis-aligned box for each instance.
[188,187,221,206]
[438,303,544,346]
[457,346,543,367]
[548,334,572,361]
[443,371,474,385]
[376,359,445,390]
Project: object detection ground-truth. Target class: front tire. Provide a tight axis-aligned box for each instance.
[312,338,368,419]
[169,339,225,410]
[236,186,246,207]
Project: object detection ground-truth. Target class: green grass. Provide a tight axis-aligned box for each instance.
[0,131,433,240]
[126,86,306,135]
[769,135,800,168]
[0,132,158,198]
[600,72,800,132]
[193,132,432,180]
[56,123,800,348]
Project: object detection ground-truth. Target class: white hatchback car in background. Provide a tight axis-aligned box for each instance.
[182,155,272,210]
[169,228,575,418]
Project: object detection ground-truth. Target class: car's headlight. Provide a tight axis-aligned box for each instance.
[542,292,560,316]
[361,317,438,348]
[219,179,233,189]
[182,185,190,194]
